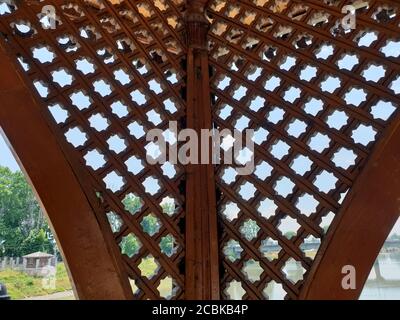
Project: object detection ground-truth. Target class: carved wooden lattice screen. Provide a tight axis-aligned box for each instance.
[0,0,399,300]
[207,0,400,300]
[0,0,188,300]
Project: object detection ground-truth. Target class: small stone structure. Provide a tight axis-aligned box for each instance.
[22,252,55,277]
[0,252,56,277]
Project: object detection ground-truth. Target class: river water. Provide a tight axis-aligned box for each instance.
[360,251,400,300]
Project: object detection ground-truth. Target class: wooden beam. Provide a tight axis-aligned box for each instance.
[184,1,220,300]
[300,115,400,300]
[0,40,132,300]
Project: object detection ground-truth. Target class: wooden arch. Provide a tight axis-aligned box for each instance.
[0,0,399,300]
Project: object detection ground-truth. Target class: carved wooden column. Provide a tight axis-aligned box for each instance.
[184,0,220,300]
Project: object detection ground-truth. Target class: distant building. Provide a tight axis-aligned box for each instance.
[22,252,54,277]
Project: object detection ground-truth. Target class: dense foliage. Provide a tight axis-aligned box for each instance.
[0,166,53,257]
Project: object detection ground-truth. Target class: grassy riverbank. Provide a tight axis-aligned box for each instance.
[0,263,72,299]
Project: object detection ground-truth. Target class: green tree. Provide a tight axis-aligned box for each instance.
[0,166,52,256]
[389,233,400,241]
[119,233,141,258]
[122,193,142,214]
[140,214,160,236]
[21,229,52,254]
[284,231,297,240]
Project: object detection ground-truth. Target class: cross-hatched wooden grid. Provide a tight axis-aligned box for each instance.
[208,0,400,299]
[0,0,399,300]
[0,0,187,300]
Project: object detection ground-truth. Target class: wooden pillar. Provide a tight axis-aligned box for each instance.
[184,0,220,300]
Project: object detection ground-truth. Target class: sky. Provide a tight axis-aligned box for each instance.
[391,219,400,236]
[0,134,20,172]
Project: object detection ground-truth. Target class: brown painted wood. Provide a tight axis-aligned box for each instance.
[300,116,400,300]
[184,0,220,300]
[0,41,133,300]
[0,0,399,300]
